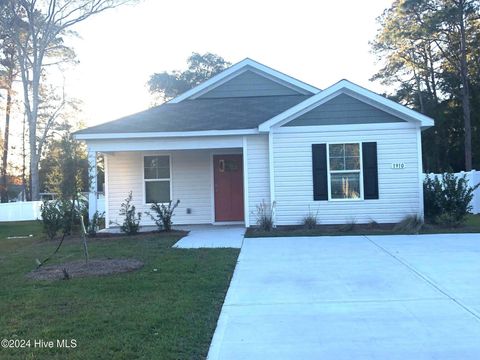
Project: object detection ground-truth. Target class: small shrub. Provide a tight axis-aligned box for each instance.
[118,192,142,235]
[367,219,379,229]
[424,173,479,227]
[40,200,64,240]
[58,200,76,235]
[423,175,443,221]
[394,214,424,234]
[86,211,105,237]
[145,200,180,232]
[339,218,357,232]
[254,200,275,231]
[302,207,318,229]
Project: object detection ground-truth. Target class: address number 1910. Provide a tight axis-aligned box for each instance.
[391,163,406,169]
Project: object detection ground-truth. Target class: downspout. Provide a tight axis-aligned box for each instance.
[268,130,276,227]
[242,136,250,227]
[417,125,425,219]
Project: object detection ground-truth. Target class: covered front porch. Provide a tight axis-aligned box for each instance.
[87,135,254,229]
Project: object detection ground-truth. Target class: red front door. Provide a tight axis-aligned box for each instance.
[213,154,244,222]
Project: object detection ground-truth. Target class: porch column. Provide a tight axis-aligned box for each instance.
[88,150,97,220]
[243,136,250,227]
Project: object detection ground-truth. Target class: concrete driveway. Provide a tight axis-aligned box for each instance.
[208,234,480,359]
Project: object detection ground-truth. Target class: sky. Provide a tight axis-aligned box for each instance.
[63,0,394,127]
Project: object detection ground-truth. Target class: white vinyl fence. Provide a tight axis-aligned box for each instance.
[0,201,43,222]
[0,194,105,222]
[424,170,480,214]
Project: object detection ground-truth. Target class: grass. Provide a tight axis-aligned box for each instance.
[466,214,480,227]
[0,221,239,359]
[246,214,480,237]
[0,220,44,240]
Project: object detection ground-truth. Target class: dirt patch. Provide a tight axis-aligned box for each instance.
[27,259,144,281]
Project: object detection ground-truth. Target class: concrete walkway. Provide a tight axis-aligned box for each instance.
[173,225,245,248]
[208,234,480,359]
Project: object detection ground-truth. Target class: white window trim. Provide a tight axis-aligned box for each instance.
[143,154,173,205]
[326,142,364,202]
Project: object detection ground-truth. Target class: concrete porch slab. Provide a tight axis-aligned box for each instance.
[173,225,245,248]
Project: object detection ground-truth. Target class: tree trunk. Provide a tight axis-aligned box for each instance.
[413,69,425,113]
[30,152,40,200]
[459,0,472,170]
[427,44,438,103]
[28,62,42,201]
[1,70,12,203]
[22,112,27,201]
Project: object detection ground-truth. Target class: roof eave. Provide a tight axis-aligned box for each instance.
[73,128,260,140]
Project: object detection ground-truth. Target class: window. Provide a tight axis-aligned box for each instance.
[328,143,361,199]
[144,155,171,203]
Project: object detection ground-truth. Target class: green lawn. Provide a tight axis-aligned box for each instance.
[0,220,44,240]
[0,221,239,359]
[466,214,480,227]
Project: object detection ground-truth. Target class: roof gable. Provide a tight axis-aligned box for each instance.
[259,80,434,131]
[169,58,320,103]
[197,69,302,98]
[284,93,405,127]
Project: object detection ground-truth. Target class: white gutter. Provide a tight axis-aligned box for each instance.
[74,128,259,140]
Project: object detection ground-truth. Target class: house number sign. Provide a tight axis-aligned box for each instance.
[391,162,406,169]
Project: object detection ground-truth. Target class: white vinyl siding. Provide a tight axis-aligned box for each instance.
[104,137,271,228]
[272,126,421,225]
[105,150,215,226]
[245,135,271,223]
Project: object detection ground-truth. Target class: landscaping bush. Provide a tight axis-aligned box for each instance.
[394,214,424,234]
[40,200,64,240]
[424,173,479,227]
[145,200,180,232]
[339,218,357,232]
[254,200,275,231]
[118,192,142,235]
[58,198,87,235]
[86,210,105,237]
[302,207,318,229]
[367,219,379,229]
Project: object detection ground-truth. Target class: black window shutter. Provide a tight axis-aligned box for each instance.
[312,144,328,200]
[362,142,379,200]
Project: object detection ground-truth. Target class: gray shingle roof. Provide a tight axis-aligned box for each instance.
[75,95,310,134]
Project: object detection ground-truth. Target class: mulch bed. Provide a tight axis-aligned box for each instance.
[88,230,189,239]
[27,259,144,281]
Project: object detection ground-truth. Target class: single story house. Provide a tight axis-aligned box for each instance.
[74,58,434,228]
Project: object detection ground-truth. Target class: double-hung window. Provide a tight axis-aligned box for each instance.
[144,155,171,204]
[328,143,362,200]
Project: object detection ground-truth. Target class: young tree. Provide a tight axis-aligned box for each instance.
[38,127,86,266]
[5,0,135,201]
[148,52,231,102]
